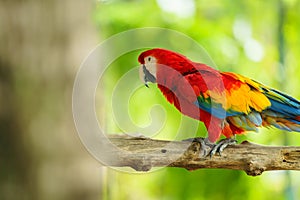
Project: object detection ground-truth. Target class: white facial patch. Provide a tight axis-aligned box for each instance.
[143,56,157,79]
[139,56,158,86]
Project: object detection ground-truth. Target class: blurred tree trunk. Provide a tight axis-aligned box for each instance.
[0,1,101,200]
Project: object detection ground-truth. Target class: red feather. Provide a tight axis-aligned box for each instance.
[138,48,300,142]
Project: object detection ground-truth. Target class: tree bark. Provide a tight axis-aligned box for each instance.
[106,135,300,176]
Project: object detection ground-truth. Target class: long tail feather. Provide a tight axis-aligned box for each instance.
[262,88,300,132]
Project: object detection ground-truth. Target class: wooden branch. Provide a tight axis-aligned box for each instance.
[104,135,300,176]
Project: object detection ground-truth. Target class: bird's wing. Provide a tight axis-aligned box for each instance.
[176,63,300,132]
[176,66,271,119]
[223,72,300,118]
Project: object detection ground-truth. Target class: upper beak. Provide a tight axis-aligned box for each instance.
[142,64,156,87]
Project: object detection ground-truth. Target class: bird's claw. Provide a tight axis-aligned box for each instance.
[209,138,237,157]
[183,137,237,158]
[183,137,214,157]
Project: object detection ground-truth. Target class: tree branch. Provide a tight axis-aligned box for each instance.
[105,135,300,176]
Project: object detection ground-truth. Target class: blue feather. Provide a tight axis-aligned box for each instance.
[262,88,300,132]
[265,88,300,117]
[194,96,242,119]
[288,119,300,125]
[247,111,262,126]
[268,99,300,117]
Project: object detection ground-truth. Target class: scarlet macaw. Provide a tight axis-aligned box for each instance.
[138,48,300,156]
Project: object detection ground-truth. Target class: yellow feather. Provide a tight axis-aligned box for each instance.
[202,72,271,114]
[249,90,271,112]
[223,72,271,113]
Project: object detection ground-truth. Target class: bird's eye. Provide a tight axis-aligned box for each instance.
[147,57,151,62]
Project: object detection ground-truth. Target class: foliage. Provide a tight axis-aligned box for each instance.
[94,0,300,199]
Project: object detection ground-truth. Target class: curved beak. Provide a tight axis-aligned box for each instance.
[141,64,156,87]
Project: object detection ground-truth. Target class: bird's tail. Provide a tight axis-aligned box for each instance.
[262,88,300,132]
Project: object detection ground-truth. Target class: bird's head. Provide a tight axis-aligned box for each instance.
[138,48,192,87]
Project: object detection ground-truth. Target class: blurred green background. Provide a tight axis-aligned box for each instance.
[1,0,300,200]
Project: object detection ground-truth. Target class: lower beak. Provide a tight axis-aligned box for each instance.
[142,65,156,87]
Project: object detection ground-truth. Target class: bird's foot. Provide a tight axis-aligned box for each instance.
[183,137,237,158]
[209,138,237,157]
[183,137,215,157]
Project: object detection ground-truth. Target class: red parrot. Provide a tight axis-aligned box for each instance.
[138,48,300,156]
